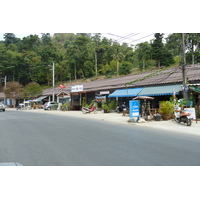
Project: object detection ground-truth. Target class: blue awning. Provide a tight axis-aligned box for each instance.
[137,84,182,96]
[108,88,143,97]
[36,96,47,101]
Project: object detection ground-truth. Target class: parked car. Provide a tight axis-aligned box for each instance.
[0,102,5,112]
[43,102,58,110]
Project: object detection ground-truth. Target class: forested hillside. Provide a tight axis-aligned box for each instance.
[0,33,200,91]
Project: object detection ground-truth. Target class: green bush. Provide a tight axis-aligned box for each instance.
[108,100,116,110]
[102,101,109,110]
[158,101,174,114]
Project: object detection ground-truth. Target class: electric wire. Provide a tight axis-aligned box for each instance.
[116,33,138,42]
[104,33,155,46]
[128,33,155,44]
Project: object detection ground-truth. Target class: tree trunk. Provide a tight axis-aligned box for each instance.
[95,51,97,76]
[81,68,85,79]
[74,62,77,81]
[143,59,145,72]
[117,61,119,76]
[192,43,194,66]
[0,76,2,92]
[158,60,160,68]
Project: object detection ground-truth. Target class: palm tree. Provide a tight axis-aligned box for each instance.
[112,47,124,76]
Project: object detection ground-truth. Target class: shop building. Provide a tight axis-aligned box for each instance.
[39,64,200,113]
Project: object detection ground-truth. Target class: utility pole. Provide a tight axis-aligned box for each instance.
[181,33,188,100]
[4,76,6,104]
[52,62,55,102]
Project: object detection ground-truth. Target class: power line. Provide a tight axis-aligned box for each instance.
[107,33,123,38]
[117,33,138,42]
[128,33,155,44]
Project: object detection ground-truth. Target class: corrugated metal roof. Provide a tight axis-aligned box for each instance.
[42,64,200,95]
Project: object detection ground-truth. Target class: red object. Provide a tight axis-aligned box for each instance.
[60,84,66,89]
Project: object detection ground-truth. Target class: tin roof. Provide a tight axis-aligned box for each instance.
[42,64,200,95]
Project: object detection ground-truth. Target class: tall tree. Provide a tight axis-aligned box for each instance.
[112,43,124,76]
[91,33,101,76]
[151,33,174,67]
[3,33,20,46]
[165,33,182,56]
[3,81,24,107]
[151,33,165,67]
[135,42,152,71]
[24,82,42,99]
[185,33,200,65]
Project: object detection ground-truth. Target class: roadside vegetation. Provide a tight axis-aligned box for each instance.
[1,33,200,93]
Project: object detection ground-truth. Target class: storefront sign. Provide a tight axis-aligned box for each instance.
[129,100,140,118]
[71,85,83,92]
[95,96,106,102]
[184,108,196,119]
[100,91,110,95]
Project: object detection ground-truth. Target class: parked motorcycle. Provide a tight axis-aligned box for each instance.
[174,105,192,126]
[115,103,128,113]
[82,105,98,114]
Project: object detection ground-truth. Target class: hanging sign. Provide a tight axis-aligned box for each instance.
[100,91,110,95]
[71,85,83,92]
[129,100,140,118]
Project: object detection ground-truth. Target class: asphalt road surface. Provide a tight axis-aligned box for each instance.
[1,109,200,166]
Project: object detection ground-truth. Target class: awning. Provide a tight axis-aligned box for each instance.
[189,85,200,93]
[108,88,143,97]
[36,96,48,101]
[137,84,182,96]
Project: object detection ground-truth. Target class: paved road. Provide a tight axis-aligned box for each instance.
[1,109,200,166]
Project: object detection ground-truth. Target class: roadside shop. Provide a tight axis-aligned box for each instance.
[189,84,200,119]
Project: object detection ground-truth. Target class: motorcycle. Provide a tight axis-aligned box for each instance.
[82,105,98,114]
[174,105,192,126]
[115,103,128,113]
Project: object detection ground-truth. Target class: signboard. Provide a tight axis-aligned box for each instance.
[71,85,83,92]
[100,91,110,95]
[129,100,140,118]
[184,108,196,119]
[95,96,106,102]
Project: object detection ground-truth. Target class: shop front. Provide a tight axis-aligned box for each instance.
[189,84,200,120]
[108,87,144,108]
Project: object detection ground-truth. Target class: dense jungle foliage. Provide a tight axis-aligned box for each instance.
[0,33,200,90]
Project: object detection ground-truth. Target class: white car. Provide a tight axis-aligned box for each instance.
[0,102,5,112]
[43,102,58,110]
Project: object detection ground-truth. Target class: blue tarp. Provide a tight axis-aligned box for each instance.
[108,88,143,98]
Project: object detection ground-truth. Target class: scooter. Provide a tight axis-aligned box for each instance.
[82,105,98,114]
[174,105,192,126]
[115,103,128,113]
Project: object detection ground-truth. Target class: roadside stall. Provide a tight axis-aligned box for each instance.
[23,101,31,110]
[133,96,154,121]
[28,99,43,109]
